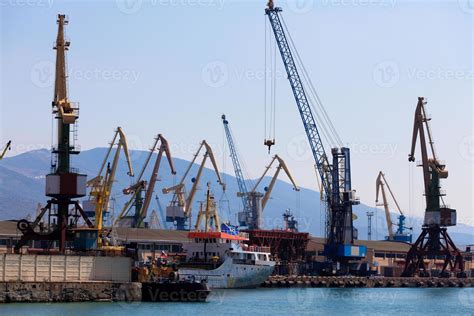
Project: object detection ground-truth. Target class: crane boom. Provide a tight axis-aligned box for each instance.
[376,172,394,240]
[260,155,300,210]
[222,114,251,211]
[0,141,11,160]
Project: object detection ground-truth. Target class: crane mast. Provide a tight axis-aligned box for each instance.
[402,97,464,277]
[222,115,252,218]
[15,15,93,254]
[265,1,364,271]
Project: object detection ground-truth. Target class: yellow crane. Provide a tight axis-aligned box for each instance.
[86,127,134,247]
[162,140,225,230]
[376,171,412,242]
[194,182,221,232]
[0,141,11,160]
[115,134,176,228]
[246,155,299,229]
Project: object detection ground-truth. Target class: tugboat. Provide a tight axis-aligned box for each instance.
[178,183,276,289]
[134,252,210,302]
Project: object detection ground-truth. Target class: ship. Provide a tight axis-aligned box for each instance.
[178,224,276,289]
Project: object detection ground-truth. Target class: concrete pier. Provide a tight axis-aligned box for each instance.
[0,281,141,303]
[262,276,474,288]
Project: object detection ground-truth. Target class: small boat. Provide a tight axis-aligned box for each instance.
[178,224,276,289]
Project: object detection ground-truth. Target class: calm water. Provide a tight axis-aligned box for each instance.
[1,288,474,315]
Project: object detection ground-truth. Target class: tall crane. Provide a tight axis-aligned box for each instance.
[15,15,93,254]
[0,141,11,160]
[221,114,253,226]
[402,97,464,277]
[376,171,412,242]
[163,140,225,230]
[85,127,134,247]
[115,134,176,228]
[265,1,366,273]
[246,155,299,229]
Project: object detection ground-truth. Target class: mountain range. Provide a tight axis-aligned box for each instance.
[0,148,472,246]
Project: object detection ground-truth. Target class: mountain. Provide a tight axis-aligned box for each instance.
[0,148,472,246]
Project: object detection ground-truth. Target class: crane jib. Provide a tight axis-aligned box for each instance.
[265,8,331,199]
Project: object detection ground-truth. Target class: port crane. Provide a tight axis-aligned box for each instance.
[0,141,11,160]
[265,1,366,273]
[376,171,412,242]
[194,182,221,232]
[15,15,94,254]
[221,114,253,226]
[402,97,464,277]
[115,134,176,228]
[246,155,300,229]
[162,140,225,230]
[85,127,134,247]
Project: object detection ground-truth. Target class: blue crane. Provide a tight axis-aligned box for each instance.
[265,1,366,273]
[222,115,253,226]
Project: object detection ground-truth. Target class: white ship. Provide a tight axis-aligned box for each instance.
[178,227,275,289]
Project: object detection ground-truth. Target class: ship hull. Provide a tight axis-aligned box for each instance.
[179,258,275,289]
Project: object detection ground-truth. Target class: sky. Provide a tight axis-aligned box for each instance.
[1,0,473,224]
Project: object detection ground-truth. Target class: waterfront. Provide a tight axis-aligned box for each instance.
[1,288,474,315]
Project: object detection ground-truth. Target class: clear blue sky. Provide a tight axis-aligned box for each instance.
[1,0,472,223]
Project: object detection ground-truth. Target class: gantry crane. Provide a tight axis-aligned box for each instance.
[402,97,464,277]
[85,127,134,247]
[115,134,176,228]
[194,182,221,232]
[265,1,366,274]
[15,15,94,254]
[221,114,253,227]
[0,141,11,160]
[245,155,299,229]
[376,171,412,242]
[162,140,225,230]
